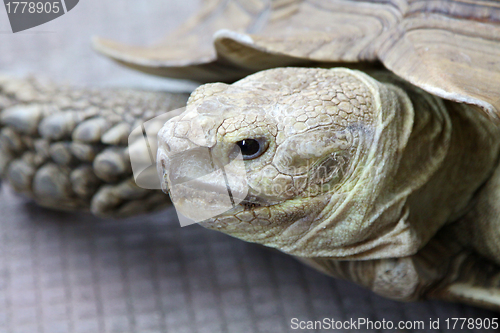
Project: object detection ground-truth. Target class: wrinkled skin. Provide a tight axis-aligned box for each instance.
[158,67,500,309]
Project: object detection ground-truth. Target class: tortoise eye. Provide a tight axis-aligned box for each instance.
[235,138,267,160]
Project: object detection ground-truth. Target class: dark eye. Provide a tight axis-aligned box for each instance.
[235,138,267,160]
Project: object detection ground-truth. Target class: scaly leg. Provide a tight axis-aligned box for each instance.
[298,227,500,311]
[0,76,189,218]
[450,157,500,267]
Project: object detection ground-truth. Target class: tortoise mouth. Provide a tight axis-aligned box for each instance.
[208,193,277,219]
[240,201,261,210]
[199,193,331,252]
[237,193,271,210]
[201,191,330,230]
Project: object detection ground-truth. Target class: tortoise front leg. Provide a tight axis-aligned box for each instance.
[0,76,189,218]
[450,156,500,267]
[298,227,500,311]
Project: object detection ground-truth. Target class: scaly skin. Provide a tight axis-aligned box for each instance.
[0,76,189,217]
[158,67,500,309]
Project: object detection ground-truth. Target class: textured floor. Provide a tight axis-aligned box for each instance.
[0,1,498,332]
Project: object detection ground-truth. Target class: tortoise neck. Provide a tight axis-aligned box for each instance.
[403,90,500,248]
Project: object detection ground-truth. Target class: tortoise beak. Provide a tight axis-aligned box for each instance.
[157,132,249,224]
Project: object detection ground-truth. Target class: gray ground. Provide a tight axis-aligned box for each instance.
[0,1,497,332]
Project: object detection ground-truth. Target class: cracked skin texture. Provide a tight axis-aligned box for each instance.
[158,67,500,307]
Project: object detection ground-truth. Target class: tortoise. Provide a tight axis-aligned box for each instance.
[1,0,500,311]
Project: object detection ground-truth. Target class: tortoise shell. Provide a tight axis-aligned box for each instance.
[94,0,500,119]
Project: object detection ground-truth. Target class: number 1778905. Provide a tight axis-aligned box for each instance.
[5,2,60,14]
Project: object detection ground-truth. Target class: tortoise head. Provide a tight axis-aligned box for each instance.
[157,67,416,258]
